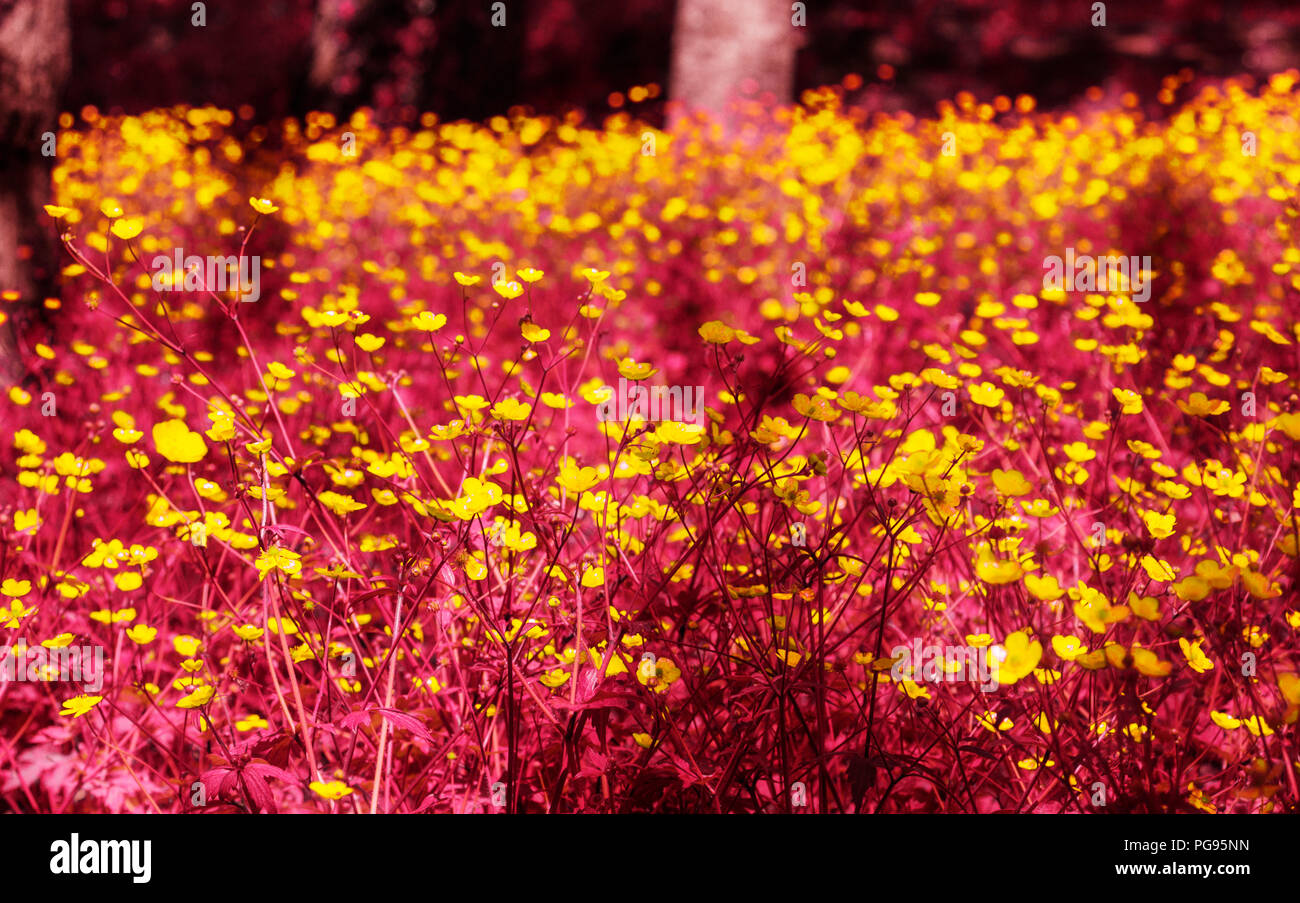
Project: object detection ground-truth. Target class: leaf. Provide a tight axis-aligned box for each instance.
[240,768,276,813]
[198,766,233,800]
[576,668,599,703]
[245,761,297,785]
[250,731,294,768]
[340,706,434,743]
[339,709,372,732]
[375,708,434,742]
[577,749,610,779]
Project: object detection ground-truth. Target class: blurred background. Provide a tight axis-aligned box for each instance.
[2,0,1289,127]
[4,0,1300,373]
[30,0,1300,125]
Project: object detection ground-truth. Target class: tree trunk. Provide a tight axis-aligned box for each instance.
[0,0,70,383]
[669,0,801,129]
[307,0,370,110]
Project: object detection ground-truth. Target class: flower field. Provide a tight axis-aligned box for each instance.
[4,71,1300,813]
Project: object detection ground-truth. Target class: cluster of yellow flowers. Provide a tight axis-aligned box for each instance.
[5,71,1300,811]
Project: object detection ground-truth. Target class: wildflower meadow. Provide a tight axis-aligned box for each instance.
[3,6,1300,828]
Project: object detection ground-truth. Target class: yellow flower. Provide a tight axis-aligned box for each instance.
[255,546,302,581]
[976,556,1023,585]
[516,267,544,283]
[792,393,837,422]
[556,460,600,493]
[309,780,354,799]
[493,280,524,300]
[992,631,1042,684]
[1131,647,1172,677]
[99,199,123,218]
[1280,673,1300,706]
[976,710,1013,732]
[176,686,215,708]
[1243,716,1274,737]
[1129,592,1160,620]
[581,565,604,588]
[1178,392,1230,417]
[520,320,550,342]
[356,333,385,352]
[318,491,366,516]
[698,321,736,344]
[1179,637,1214,673]
[1184,782,1216,813]
[13,427,46,454]
[453,272,482,286]
[44,205,72,219]
[499,524,537,552]
[249,197,279,214]
[411,311,447,331]
[316,310,350,327]
[110,217,144,240]
[1025,573,1065,601]
[233,624,265,641]
[991,468,1032,496]
[899,680,931,700]
[1111,388,1143,414]
[975,545,1023,585]
[125,625,158,644]
[463,553,488,581]
[151,419,209,463]
[13,509,40,534]
[454,394,490,415]
[1061,441,1096,463]
[539,668,570,688]
[967,382,1004,407]
[206,408,236,442]
[60,695,104,718]
[90,607,135,624]
[1241,569,1280,599]
[1051,634,1086,661]
[491,398,532,421]
[1,578,31,597]
[114,571,143,591]
[1073,585,1130,633]
[656,422,704,444]
[1142,509,1176,539]
[1170,573,1209,601]
[636,656,681,692]
[450,477,503,520]
[617,359,658,380]
[1210,711,1241,730]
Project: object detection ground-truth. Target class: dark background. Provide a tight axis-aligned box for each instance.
[68,0,1300,124]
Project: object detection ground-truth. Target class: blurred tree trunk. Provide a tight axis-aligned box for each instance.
[307,0,372,111]
[0,0,70,383]
[669,0,801,128]
[307,0,525,125]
